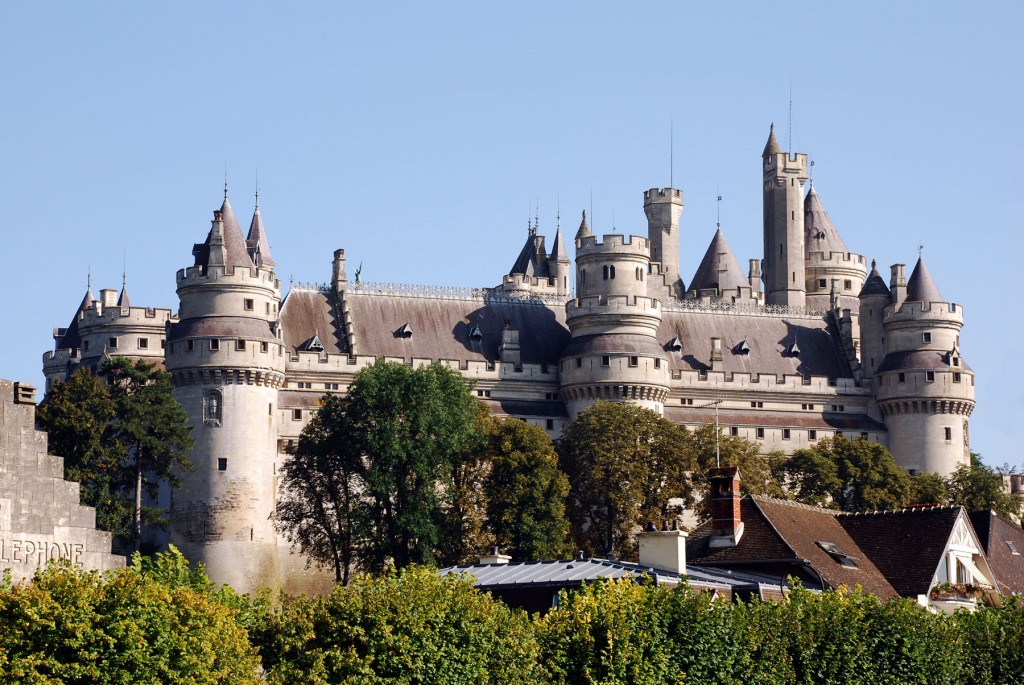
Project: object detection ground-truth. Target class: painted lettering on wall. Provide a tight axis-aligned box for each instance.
[0,538,85,566]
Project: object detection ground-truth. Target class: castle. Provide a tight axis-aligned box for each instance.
[42,125,975,593]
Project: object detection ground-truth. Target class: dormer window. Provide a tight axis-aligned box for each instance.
[469,325,483,341]
[666,337,682,352]
[303,334,325,352]
[398,323,413,339]
[787,342,800,357]
[737,340,750,355]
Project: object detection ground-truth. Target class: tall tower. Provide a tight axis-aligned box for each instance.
[548,219,571,295]
[857,260,890,379]
[875,258,974,476]
[559,226,670,418]
[166,194,286,593]
[644,187,684,299]
[762,124,809,308]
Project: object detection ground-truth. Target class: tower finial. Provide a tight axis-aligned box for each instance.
[809,159,814,188]
[254,167,259,209]
[224,159,228,200]
[87,267,91,290]
[670,117,674,188]
[716,190,722,231]
[918,243,924,257]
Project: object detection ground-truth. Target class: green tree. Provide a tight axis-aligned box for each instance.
[947,452,1023,521]
[275,393,365,584]
[557,401,694,560]
[437,402,494,566]
[345,360,481,572]
[37,368,126,532]
[102,357,195,553]
[909,471,951,506]
[481,416,570,560]
[783,436,911,512]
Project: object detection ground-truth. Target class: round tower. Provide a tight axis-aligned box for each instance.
[559,231,670,418]
[875,258,974,476]
[165,196,286,593]
[803,185,868,312]
[857,260,890,379]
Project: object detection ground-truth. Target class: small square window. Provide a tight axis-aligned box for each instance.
[218,458,227,471]
[292,409,302,420]
[602,356,610,367]
[236,339,246,351]
[756,428,765,439]
[926,371,935,382]
[818,279,827,288]
[860,432,868,439]
[629,356,639,367]
[210,339,220,351]
[138,337,149,349]
[108,337,118,349]
[244,298,254,311]
[782,429,791,440]
[1006,540,1020,556]
[809,430,817,441]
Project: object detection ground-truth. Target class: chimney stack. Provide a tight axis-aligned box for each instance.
[708,466,744,549]
[638,521,688,575]
[479,547,511,565]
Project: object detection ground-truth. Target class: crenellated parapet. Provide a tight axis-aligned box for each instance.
[575,233,651,255]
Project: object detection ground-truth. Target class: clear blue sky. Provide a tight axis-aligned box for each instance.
[1,2,1021,466]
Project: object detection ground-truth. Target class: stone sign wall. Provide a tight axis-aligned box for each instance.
[0,379,124,583]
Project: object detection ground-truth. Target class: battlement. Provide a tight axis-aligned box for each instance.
[806,251,869,271]
[575,234,651,255]
[765,151,809,174]
[80,302,177,327]
[176,264,280,291]
[498,273,567,296]
[884,300,963,323]
[567,294,662,312]
[643,187,683,204]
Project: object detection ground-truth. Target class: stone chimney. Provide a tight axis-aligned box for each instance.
[708,466,744,549]
[499,320,521,368]
[890,263,907,308]
[638,521,688,575]
[331,248,347,295]
[479,547,511,565]
[710,337,723,372]
[748,259,761,293]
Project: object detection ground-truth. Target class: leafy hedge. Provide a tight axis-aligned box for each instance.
[3,556,1024,684]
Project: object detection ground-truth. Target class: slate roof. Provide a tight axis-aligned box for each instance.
[574,210,591,240]
[56,286,95,350]
[763,123,781,157]
[906,257,944,304]
[663,407,884,431]
[168,316,277,342]
[838,506,962,598]
[193,196,256,272]
[117,283,131,308]
[246,205,275,268]
[657,309,850,379]
[509,233,548,277]
[859,261,890,298]
[279,289,345,354]
[804,187,849,257]
[687,496,898,598]
[550,224,568,263]
[876,350,972,373]
[968,511,1024,595]
[687,229,749,294]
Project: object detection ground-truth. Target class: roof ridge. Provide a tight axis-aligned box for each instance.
[750,494,840,516]
[837,504,962,517]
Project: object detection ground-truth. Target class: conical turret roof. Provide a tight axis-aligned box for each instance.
[804,186,849,257]
[509,233,547,278]
[575,210,591,240]
[217,195,256,271]
[688,228,748,294]
[246,203,276,268]
[762,123,781,157]
[550,222,568,263]
[58,282,95,350]
[117,276,131,308]
[906,257,944,303]
[859,260,891,298]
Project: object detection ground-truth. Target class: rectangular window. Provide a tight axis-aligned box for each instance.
[809,430,817,441]
[629,356,639,367]
[730,427,738,436]
[83,340,90,351]
[750,401,763,408]
[944,427,952,441]
[782,429,791,440]
[898,372,906,383]
[261,341,269,353]
[546,419,554,430]
[138,337,149,349]
[654,358,661,369]
[186,340,194,351]
[923,332,932,343]
[953,372,961,383]
[292,409,302,421]
[108,337,118,349]
[244,298,254,311]
[861,432,869,439]
[160,339,165,349]
[844,279,852,290]
[576,358,582,368]
[210,339,220,351]
[756,428,765,439]
[953,358,960,367]
[818,279,827,288]
[926,371,935,382]
[602,356,610,367]
[236,339,246,351]
[218,458,227,471]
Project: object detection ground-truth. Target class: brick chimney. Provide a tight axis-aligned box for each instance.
[708,466,744,549]
[638,521,688,575]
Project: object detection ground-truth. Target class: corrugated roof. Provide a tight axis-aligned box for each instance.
[687,229,749,294]
[906,257,944,304]
[804,187,849,257]
[838,506,962,597]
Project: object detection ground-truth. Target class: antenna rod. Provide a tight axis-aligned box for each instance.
[670,117,674,188]
[788,78,793,152]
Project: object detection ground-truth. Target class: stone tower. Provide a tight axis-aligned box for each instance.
[857,260,891,379]
[875,257,974,476]
[165,194,286,593]
[803,185,867,312]
[762,124,809,308]
[559,227,670,418]
[643,187,684,299]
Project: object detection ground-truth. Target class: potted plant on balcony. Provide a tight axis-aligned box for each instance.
[929,581,985,601]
